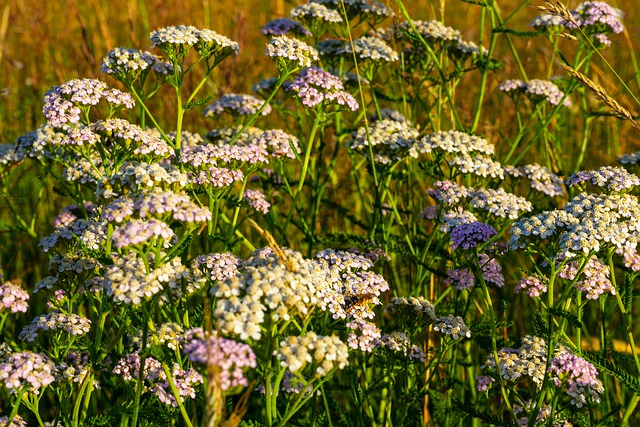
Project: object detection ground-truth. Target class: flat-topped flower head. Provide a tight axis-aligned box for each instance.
[566,166,640,193]
[515,275,548,297]
[191,252,242,282]
[499,78,570,106]
[450,221,497,250]
[550,347,604,407]
[43,79,135,127]
[101,47,173,80]
[310,0,393,22]
[449,153,505,179]
[111,219,176,249]
[348,119,419,164]
[286,67,359,111]
[265,35,319,73]
[0,351,55,394]
[569,2,624,34]
[0,281,29,313]
[470,187,533,219]
[338,35,398,63]
[428,181,472,206]
[619,151,640,166]
[412,130,495,157]
[104,252,199,304]
[204,93,271,117]
[19,311,91,342]
[183,329,256,390]
[193,28,239,60]
[399,20,461,44]
[251,129,300,160]
[433,314,471,339]
[276,332,349,376]
[558,255,615,300]
[150,25,199,58]
[243,189,271,214]
[261,18,312,38]
[291,3,343,25]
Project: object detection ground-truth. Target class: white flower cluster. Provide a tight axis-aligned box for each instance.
[19,311,91,342]
[291,3,343,23]
[338,35,399,63]
[432,314,471,339]
[510,192,640,258]
[104,252,203,304]
[265,35,319,69]
[276,332,349,376]
[411,130,495,157]
[347,119,420,164]
[471,187,533,219]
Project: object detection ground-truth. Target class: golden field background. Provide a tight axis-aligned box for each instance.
[0,0,638,152]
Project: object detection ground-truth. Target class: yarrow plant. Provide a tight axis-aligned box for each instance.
[2,0,640,425]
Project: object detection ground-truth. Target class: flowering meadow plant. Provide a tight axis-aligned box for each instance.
[1,0,640,426]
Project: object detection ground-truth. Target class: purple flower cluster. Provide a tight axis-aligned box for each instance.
[183,329,256,390]
[111,219,177,249]
[450,222,497,250]
[261,18,312,38]
[43,79,135,127]
[550,348,604,407]
[566,166,640,192]
[515,275,548,297]
[0,351,56,394]
[113,352,202,407]
[180,142,269,168]
[243,189,271,214]
[445,268,475,290]
[558,256,615,300]
[286,67,359,111]
[189,166,244,187]
[568,2,624,34]
[102,190,212,225]
[0,281,29,313]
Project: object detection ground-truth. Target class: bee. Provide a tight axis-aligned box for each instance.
[248,219,296,272]
[343,293,375,315]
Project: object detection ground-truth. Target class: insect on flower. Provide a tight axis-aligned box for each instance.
[343,293,375,315]
[248,218,297,272]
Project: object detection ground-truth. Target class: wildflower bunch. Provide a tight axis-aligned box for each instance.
[0,282,29,314]
[265,35,319,73]
[18,312,91,342]
[113,352,202,407]
[499,78,571,106]
[286,67,359,111]
[347,119,419,164]
[183,329,256,390]
[276,332,349,376]
[0,351,56,394]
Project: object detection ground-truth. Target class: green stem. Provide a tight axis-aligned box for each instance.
[282,110,324,236]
